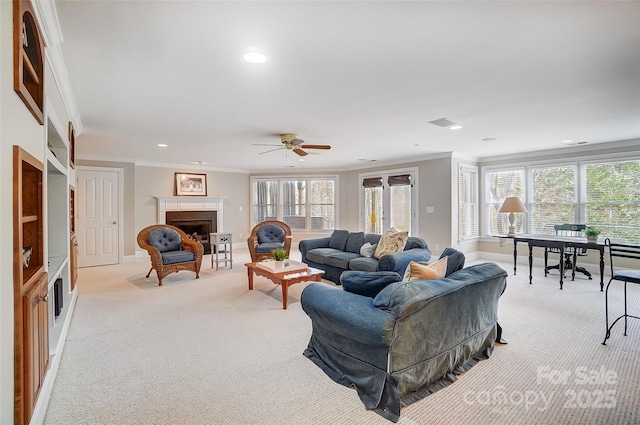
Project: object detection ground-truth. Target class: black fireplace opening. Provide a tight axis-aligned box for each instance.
[166,211,217,255]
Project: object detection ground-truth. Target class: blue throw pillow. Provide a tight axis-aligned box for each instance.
[340,271,402,298]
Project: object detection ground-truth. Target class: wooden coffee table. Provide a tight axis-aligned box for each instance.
[245,262,324,309]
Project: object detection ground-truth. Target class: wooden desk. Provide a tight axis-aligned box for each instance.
[502,235,605,290]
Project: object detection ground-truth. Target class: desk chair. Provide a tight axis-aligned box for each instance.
[602,239,640,345]
[544,224,592,280]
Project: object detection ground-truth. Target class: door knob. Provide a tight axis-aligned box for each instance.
[112,221,117,225]
[39,294,49,302]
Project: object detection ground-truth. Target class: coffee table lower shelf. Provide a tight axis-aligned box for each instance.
[245,262,325,309]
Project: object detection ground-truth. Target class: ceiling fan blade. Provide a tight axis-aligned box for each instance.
[293,148,308,156]
[252,143,281,147]
[259,147,285,155]
[292,138,305,146]
[299,144,331,150]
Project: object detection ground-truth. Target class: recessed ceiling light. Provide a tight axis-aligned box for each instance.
[191,161,207,165]
[561,139,573,144]
[298,158,305,162]
[157,143,168,148]
[243,51,267,64]
[482,137,497,142]
[449,125,463,130]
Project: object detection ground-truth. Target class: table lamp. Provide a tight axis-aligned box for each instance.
[498,197,527,237]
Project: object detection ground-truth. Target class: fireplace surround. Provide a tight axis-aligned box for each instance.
[155,196,225,255]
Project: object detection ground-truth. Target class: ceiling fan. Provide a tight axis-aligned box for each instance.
[253,134,331,157]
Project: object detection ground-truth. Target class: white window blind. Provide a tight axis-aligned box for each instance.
[459,165,479,240]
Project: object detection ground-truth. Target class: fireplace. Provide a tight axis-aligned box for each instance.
[166,211,217,255]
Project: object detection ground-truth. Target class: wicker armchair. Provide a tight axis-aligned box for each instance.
[137,224,204,286]
[247,220,292,262]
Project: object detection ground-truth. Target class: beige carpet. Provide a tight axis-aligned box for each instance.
[43,249,640,424]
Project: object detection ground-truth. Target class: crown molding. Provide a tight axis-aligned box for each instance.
[34,0,84,135]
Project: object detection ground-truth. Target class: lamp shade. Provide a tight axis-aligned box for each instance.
[498,197,528,213]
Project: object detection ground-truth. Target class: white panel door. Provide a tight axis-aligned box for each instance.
[78,169,120,267]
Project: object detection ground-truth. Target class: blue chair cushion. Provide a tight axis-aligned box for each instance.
[257,225,286,244]
[148,227,183,253]
[613,270,640,284]
[255,242,285,253]
[161,250,195,265]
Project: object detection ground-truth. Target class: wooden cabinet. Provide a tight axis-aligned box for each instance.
[13,146,49,425]
[70,233,78,291]
[13,0,45,124]
[22,274,49,417]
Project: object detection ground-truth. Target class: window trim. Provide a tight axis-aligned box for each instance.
[458,164,479,241]
[481,154,640,242]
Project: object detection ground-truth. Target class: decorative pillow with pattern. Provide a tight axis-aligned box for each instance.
[402,257,448,281]
[373,227,409,259]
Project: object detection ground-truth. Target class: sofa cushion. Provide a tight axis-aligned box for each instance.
[325,252,361,269]
[403,257,448,281]
[161,250,195,265]
[257,224,286,244]
[329,230,350,251]
[348,256,380,272]
[345,232,365,253]
[306,248,345,265]
[148,227,183,253]
[360,242,377,258]
[340,271,403,298]
[374,228,408,259]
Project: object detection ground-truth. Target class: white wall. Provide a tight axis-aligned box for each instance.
[1,1,48,421]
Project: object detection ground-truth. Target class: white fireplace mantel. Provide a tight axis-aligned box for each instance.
[155,196,225,230]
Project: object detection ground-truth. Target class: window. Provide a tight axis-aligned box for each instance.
[251,176,337,230]
[359,169,417,235]
[584,160,640,244]
[483,158,640,243]
[484,169,524,235]
[529,165,576,234]
[459,165,479,240]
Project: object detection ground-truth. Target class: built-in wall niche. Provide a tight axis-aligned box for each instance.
[46,118,70,285]
[13,0,45,124]
[47,120,68,170]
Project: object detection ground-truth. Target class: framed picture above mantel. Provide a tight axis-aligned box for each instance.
[175,173,207,196]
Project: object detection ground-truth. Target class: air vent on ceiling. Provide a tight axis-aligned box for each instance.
[429,118,458,127]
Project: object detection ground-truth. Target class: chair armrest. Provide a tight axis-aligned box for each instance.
[299,237,331,262]
[301,283,395,346]
[377,248,432,275]
[181,239,204,255]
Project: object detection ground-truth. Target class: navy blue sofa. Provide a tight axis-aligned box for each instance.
[299,230,431,284]
[301,260,508,422]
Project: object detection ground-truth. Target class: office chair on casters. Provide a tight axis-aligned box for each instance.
[602,238,640,345]
[544,224,592,280]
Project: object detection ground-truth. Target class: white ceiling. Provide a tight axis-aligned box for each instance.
[55,1,640,173]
